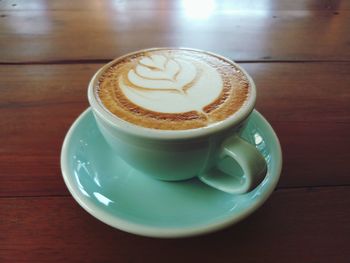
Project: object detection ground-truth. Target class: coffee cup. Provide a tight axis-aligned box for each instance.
[88,48,267,194]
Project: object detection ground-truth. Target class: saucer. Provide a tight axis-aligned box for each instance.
[61,108,282,238]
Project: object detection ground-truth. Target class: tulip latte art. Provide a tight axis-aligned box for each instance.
[96,49,251,130]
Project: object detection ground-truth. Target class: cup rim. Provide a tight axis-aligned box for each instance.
[88,47,257,140]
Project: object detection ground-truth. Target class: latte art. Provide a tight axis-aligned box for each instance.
[96,49,251,130]
[121,54,222,113]
[128,55,198,92]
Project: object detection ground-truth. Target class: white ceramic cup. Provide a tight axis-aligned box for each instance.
[88,48,267,194]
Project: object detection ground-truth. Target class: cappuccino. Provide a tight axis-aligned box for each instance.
[95,48,251,130]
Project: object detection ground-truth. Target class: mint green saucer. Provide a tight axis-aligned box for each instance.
[61,108,282,238]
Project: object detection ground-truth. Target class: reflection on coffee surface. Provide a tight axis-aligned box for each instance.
[96,49,251,130]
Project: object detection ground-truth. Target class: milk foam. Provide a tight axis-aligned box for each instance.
[97,49,251,130]
[120,54,223,113]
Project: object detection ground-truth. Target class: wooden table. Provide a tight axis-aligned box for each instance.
[1,0,349,262]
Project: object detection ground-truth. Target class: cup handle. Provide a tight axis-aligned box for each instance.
[198,135,267,194]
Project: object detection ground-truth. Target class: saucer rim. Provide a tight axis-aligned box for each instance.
[60,108,282,238]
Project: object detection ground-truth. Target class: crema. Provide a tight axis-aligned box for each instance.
[96,48,251,130]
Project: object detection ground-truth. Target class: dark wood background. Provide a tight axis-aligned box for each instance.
[1,0,349,262]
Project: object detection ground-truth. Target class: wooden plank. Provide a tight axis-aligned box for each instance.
[0,8,349,62]
[245,62,350,122]
[1,62,349,122]
[1,0,348,11]
[0,62,349,196]
[271,121,350,187]
[0,186,349,262]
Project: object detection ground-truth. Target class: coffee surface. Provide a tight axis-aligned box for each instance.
[96,49,251,130]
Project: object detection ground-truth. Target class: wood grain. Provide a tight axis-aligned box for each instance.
[1,62,349,122]
[1,0,349,11]
[0,0,350,263]
[0,62,349,196]
[245,62,350,122]
[0,186,349,263]
[1,1,349,262]
[0,8,349,62]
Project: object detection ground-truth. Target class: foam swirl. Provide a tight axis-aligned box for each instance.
[120,53,223,113]
[96,49,251,130]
